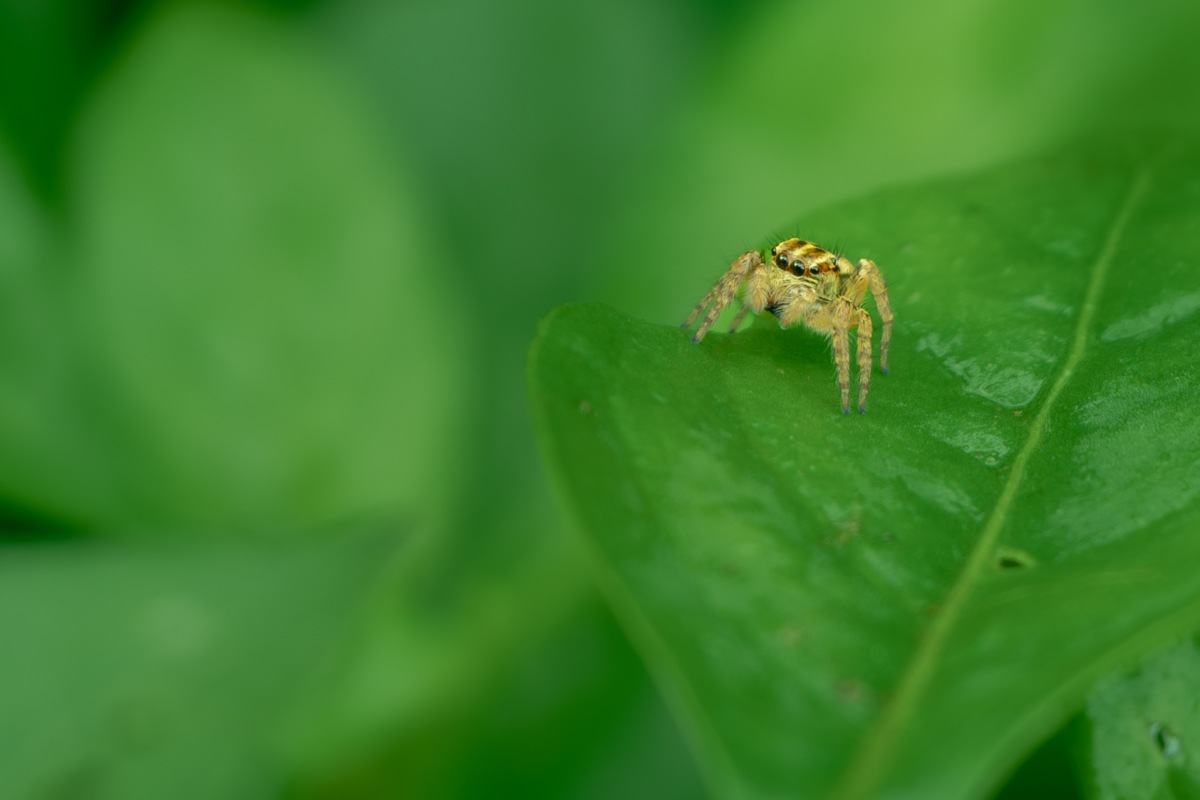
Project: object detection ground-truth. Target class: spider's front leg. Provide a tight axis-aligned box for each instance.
[830,300,856,415]
[855,307,873,414]
[682,250,766,343]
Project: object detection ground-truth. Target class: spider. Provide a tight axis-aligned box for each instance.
[682,238,894,414]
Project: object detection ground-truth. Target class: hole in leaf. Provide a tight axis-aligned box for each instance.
[996,547,1037,570]
[1150,722,1183,760]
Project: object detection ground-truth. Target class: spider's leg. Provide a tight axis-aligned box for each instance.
[858,259,893,374]
[727,303,752,333]
[683,250,764,343]
[683,284,722,329]
[855,307,873,414]
[831,301,854,415]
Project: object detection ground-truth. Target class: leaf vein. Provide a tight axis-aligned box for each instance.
[832,168,1153,800]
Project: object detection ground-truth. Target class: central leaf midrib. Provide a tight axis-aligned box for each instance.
[830,168,1152,800]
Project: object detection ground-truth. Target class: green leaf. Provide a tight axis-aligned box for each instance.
[55,4,465,530]
[0,0,101,202]
[1084,637,1200,800]
[0,142,108,527]
[528,138,1200,799]
[0,528,398,800]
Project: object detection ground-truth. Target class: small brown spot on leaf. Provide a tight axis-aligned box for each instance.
[836,678,868,704]
[776,624,803,646]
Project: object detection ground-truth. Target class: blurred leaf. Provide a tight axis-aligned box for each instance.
[1084,637,1200,800]
[528,138,1200,798]
[0,527,399,800]
[0,0,113,203]
[0,143,103,529]
[315,0,703,574]
[282,522,597,790]
[1,4,468,530]
[443,597,706,800]
[290,597,706,800]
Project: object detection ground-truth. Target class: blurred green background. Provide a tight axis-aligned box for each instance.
[0,0,1197,798]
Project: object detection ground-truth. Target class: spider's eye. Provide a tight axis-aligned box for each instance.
[770,246,778,256]
[775,253,789,269]
[809,264,820,275]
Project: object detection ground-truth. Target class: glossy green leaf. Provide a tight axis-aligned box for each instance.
[528,138,1200,799]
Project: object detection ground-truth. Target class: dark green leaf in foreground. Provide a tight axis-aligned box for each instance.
[529,139,1200,799]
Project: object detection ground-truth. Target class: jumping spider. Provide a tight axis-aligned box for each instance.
[682,238,894,414]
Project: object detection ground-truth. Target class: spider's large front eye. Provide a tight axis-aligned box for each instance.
[775,253,789,269]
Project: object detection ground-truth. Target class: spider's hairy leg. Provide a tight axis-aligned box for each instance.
[831,301,855,415]
[683,250,764,343]
[855,307,873,414]
[858,258,893,374]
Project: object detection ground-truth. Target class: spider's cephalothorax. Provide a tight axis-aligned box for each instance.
[682,237,894,414]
